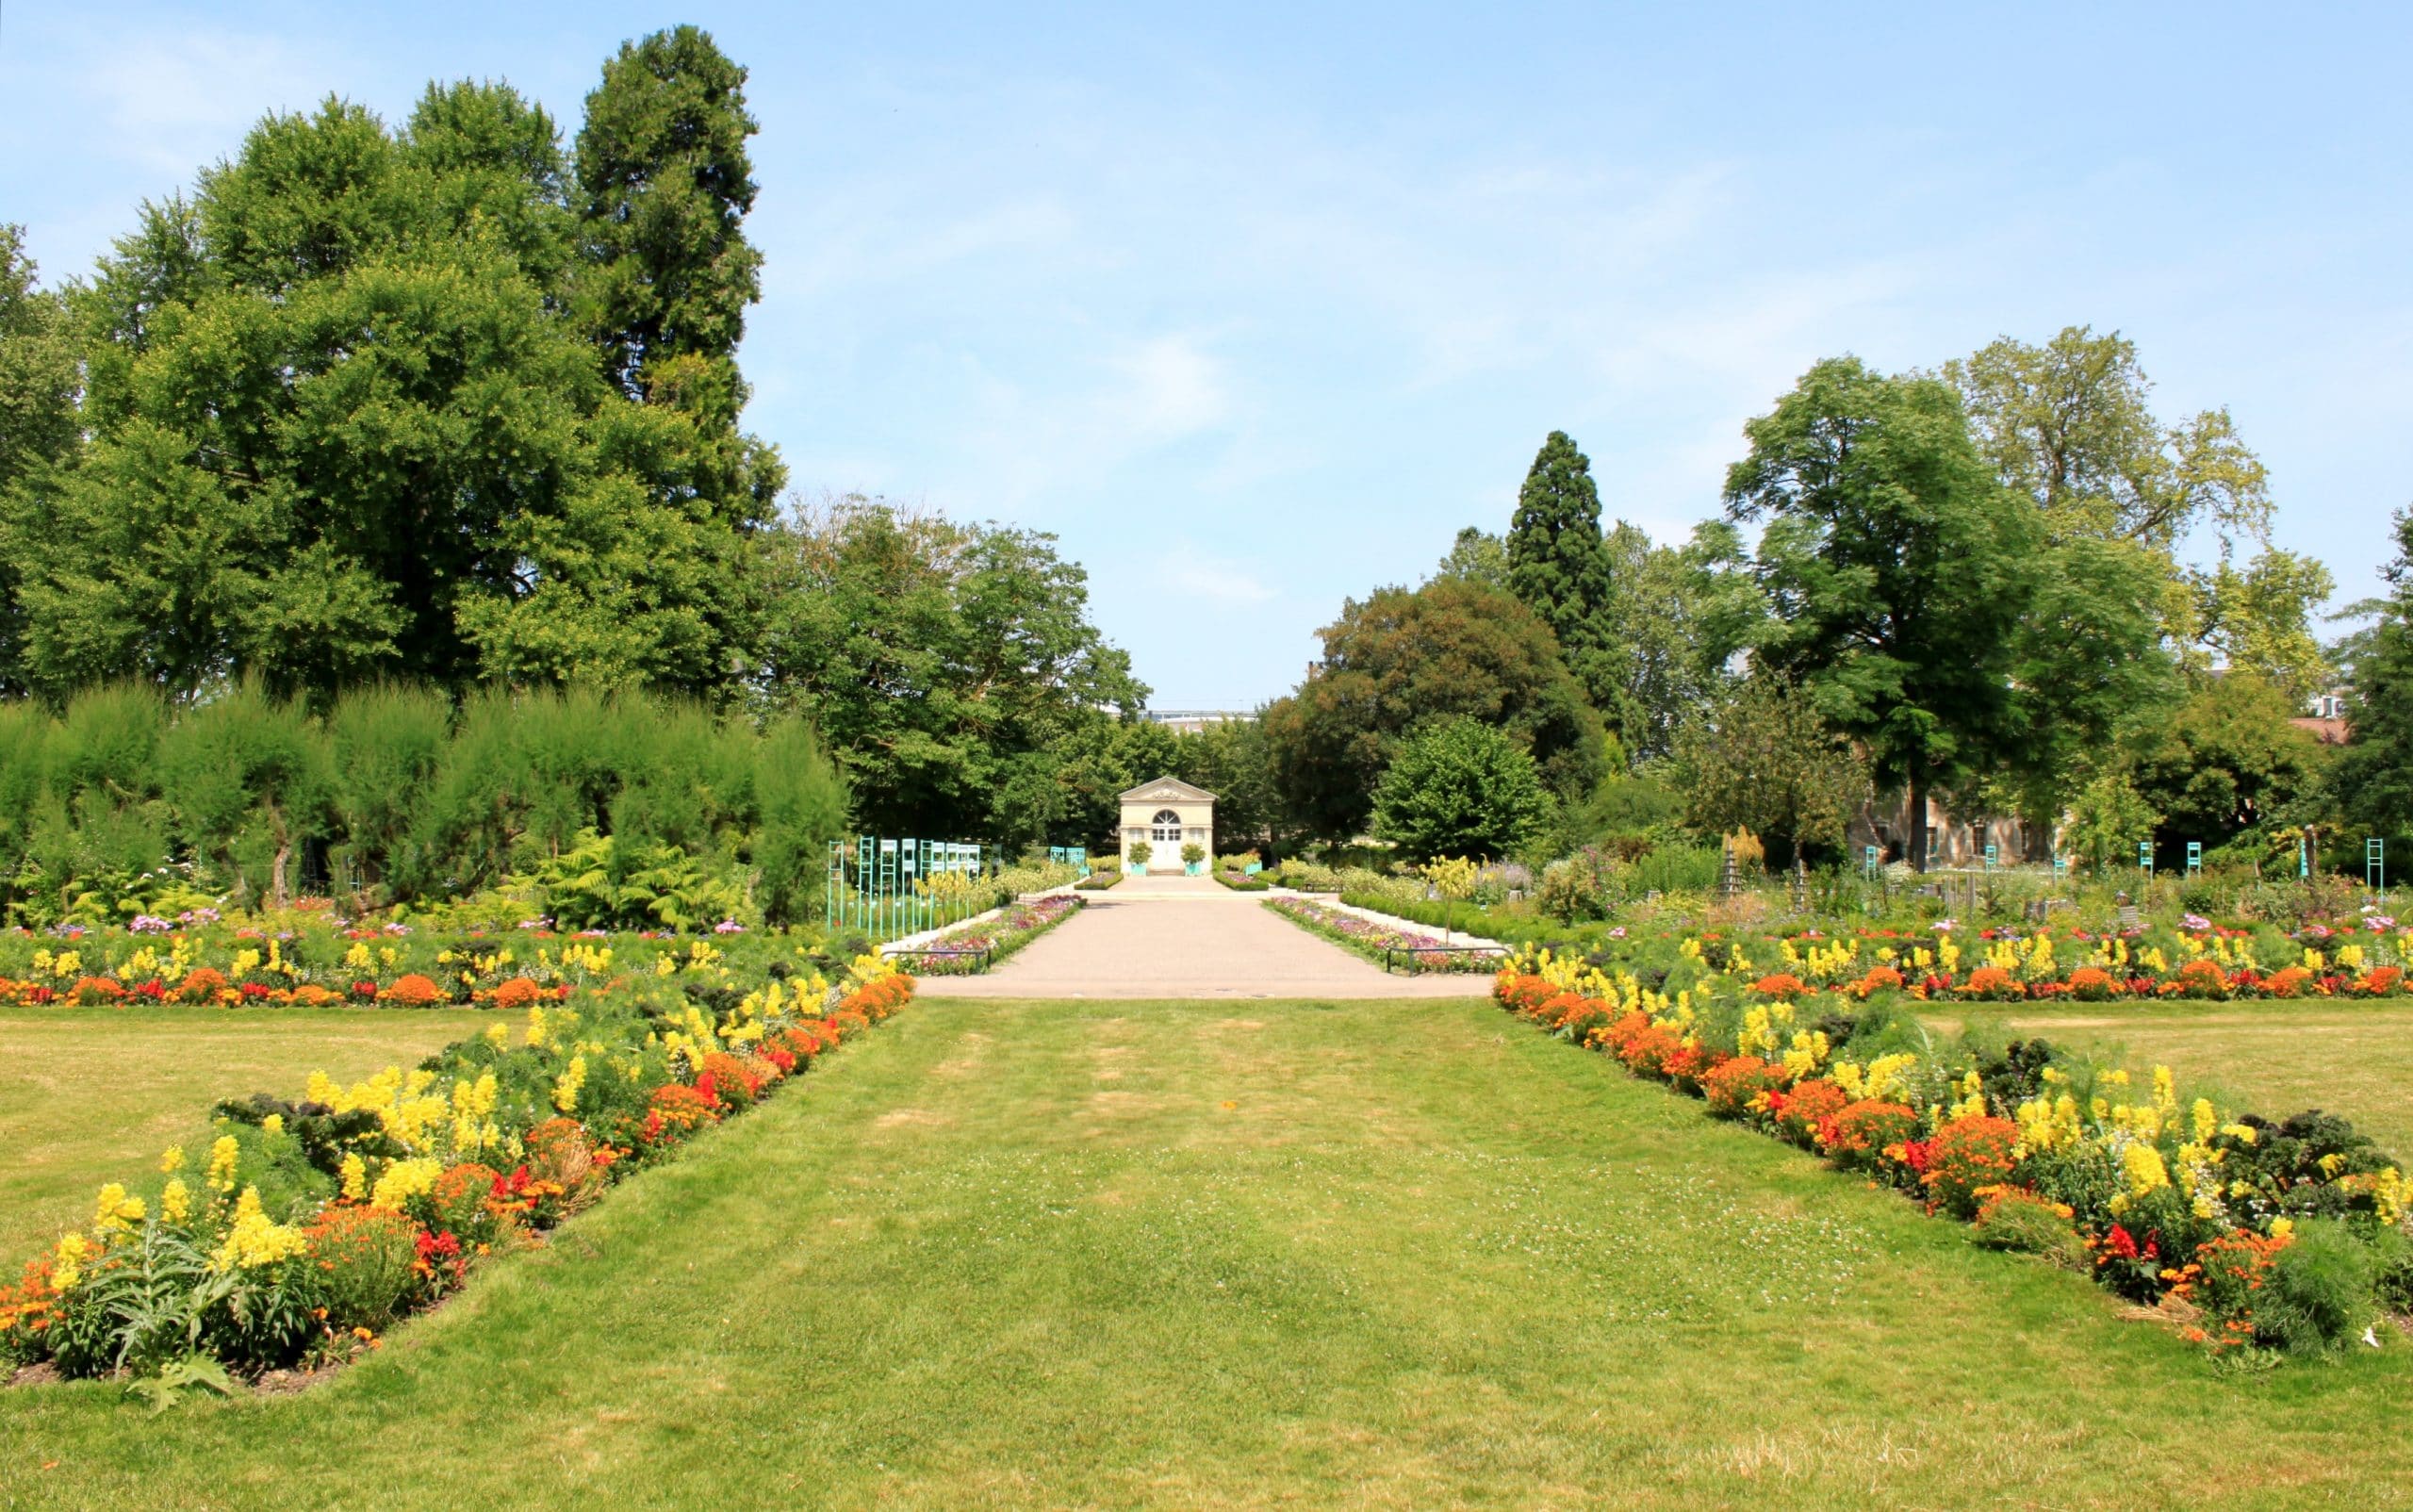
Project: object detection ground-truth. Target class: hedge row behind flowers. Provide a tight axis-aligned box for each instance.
[1496,951,2413,1362]
[0,951,916,1386]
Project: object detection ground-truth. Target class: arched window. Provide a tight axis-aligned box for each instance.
[1151,809,1183,844]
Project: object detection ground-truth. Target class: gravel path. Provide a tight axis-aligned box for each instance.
[914,876,1492,998]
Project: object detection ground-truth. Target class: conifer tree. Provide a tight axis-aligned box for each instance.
[1504,431,1623,731]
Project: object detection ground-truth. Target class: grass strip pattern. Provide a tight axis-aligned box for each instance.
[0,954,917,1389]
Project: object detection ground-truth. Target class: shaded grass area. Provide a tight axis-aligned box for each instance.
[0,1006,489,1262]
[4,994,2409,1509]
[1936,998,2413,1160]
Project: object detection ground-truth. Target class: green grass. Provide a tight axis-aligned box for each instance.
[0,1005,489,1263]
[1936,998,2413,1160]
[4,993,2409,1509]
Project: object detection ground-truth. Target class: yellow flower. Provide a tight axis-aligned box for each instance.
[340,1153,368,1202]
[206,1134,241,1193]
[210,1187,307,1272]
[52,1233,88,1290]
[261,1113,285,1137]
[161,1178,192,1224]
[2122,1142,2171,1197]
[552,1055,587,1113]
[92,1182,145,1234]
[370,1157,442,1210]
[2270,1217,2296,1241]
[159,1144,186,1174]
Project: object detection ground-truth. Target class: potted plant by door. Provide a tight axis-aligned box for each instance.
[1181,841,1206,876]
[1127,839,1152,876]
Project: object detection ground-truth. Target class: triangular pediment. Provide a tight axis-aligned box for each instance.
[1118,775,1217,803]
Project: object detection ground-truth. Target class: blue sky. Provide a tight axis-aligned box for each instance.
[5,3,2406,706]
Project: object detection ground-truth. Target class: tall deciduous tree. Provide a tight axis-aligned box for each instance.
[1431,526,1509,590]
[0,227,79,496]
[1671,676,1868,866]
[1605,520,1762,762]
[2128,673,2326,853]
[0,227,83,692]
[1724,356,2035,870]
[15,75,772,702]
[748,497,1145,850]
[1997,534,2178,846]
[2328,512,2413,835]
[1262,577,1608,843]
[1946,324,2332,700]
[1946,325,2270,551]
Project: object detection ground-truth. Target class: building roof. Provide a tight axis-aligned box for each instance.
[1118,775,1218,803]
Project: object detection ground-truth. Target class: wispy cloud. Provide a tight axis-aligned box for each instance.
[1167,545,1275,605]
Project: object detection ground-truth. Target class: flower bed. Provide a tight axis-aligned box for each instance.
[0,954,917,1389]
[1213,869,1269,892]
[0,914,849,1011]
[1479,914,2413,1010]
[1074,870,1124,892]
[1493,951,2410,1360]
[888,894,1083,976]
[1264,896,1502,974]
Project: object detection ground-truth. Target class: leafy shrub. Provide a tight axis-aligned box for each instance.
[304,1204,423,1332]
[1629,845,1721,896]
[516,830,747,932]
[1770,1078,1848,1148]
[1970,1188,2085,1265]
[2257,1220,2381,1355]
[1912,1115,2022,1219]
[1702,1056,1781,1118]
[1823,1100,1918,1171]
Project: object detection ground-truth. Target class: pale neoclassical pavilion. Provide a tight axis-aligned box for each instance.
[1117,777,1216,872]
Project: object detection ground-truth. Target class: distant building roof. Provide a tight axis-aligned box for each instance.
[1118,775,1218,803]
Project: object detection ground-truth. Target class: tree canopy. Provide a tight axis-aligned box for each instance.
[1672,676,1868,866]
[1371,717,1550,863]
[1505,431,1626,728]
[1725,356,2037,868]
[1261,577,1608,843]
[6,58,776,703]
[748,496,1145,850]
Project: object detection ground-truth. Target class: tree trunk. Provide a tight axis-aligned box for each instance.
[1908,773,1929,875]
[268,797,289,908]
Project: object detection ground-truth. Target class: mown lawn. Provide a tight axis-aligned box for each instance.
[1935,999,2413,1159]
[3,993,2408,1510]
[0,1005,489,1263]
